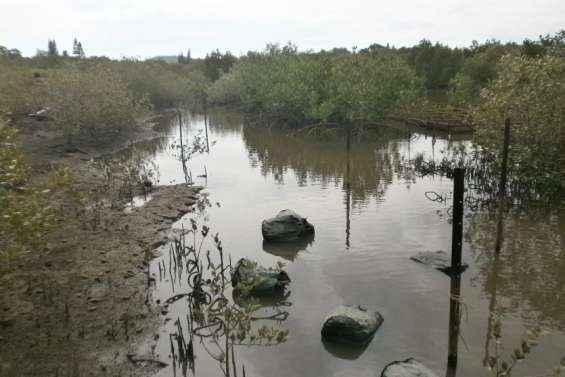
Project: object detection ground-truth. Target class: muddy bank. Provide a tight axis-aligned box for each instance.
[15,111,177,167]
[0,113,201,377]
[0,183,202,377]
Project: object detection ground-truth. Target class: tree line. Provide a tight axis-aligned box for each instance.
[2,31,565,197]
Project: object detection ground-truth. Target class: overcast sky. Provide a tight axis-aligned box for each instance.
[1,0,564,59]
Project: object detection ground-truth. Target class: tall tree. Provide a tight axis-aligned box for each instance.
[204,50,236,81]
[72,38,85,58]
[47,39,59,56]
[178,49,192,64]
[77,42,85,58]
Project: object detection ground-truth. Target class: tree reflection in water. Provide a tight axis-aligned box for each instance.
[468,204,565,376]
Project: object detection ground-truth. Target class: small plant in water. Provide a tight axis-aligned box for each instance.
[93,155,159,208]
[164,219,290,377]
[168,111,209,185]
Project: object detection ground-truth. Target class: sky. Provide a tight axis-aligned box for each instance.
[1,0,564,59]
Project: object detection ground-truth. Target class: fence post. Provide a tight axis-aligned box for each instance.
[204,99,210,152]
[345,124,351,248]
[451,168,465,271]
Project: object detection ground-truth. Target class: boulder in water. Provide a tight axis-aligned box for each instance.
[231,258,290,296]
[262,210,314,242]
[321,305,383,345]
[381,358,438,377]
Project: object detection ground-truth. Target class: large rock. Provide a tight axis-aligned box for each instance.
[380,358,438,377]
[262,210,314,242]
[410,250,468,275]
[231,258,290,296]
[321,305,383,345]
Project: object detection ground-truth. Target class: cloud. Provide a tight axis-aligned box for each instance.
[1,0,563,58]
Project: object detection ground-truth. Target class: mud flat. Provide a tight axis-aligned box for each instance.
[0,113,201,377]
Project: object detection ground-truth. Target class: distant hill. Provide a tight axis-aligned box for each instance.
[147,55,178,63]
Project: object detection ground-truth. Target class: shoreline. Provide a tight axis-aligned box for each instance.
[0,113,200,377]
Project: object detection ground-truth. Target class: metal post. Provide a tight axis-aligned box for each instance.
[451,168,465,270]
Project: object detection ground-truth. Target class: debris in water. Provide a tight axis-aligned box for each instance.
[410,250,468,275]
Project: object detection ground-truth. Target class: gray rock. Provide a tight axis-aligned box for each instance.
[410,250,468,274]
[262,210,314,242]
[231,258,290,296]
[321,305,383,345]
[381,358,438,377]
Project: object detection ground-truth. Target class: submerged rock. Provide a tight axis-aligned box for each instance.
[262,210,314,242]
[381,358,438,377]
[410,250,468,275]
[231,258,290,296]
[321,305,383,345]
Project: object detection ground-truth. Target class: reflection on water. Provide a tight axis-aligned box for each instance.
[322,338,371,361]
[446,274,462,377]
[468,206,565,330]
[114,109,565,377]
[243,125,400,206]
[262,234,315,261]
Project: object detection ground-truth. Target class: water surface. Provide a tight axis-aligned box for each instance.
[125,109,565,377]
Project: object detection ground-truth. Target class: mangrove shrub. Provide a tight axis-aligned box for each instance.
[110,60,210,108]
[224,49,424,125]
[471,52,565,196]
[0,59,39,117]
[322,54,424,123]
[36,63,150,143]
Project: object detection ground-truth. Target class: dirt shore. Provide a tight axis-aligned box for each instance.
[0,113,200,377]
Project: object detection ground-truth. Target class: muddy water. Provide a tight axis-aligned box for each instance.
[129,109,565,377]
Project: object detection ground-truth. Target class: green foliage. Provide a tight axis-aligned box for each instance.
[167,222,290,376]
[0,47,212,120]
[235,51,330,123]
[449,41,518,104]
[404,39,465,90]
[0,59,39,117]
[0,45,22,58]
[206,71,242,106]
[111,60,210,108]
[47,39,59,56]
[0,119,69,258]
[231,47,423,125]
[35,62,150,142]
[0,120,29,189]
[72,38,85,58]
[203,49,237,81]
[322,54,424,122]
[471,52,565,196]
